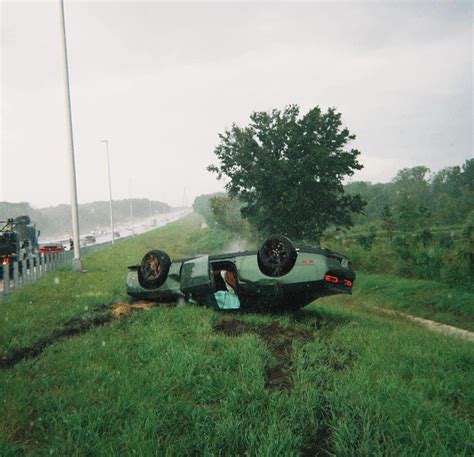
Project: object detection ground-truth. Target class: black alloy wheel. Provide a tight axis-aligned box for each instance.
[257,235,297,277]
[138,249,171,289]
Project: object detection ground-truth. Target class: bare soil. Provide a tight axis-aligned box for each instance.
[111,300,175,317]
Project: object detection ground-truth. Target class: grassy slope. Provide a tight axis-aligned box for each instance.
[0,214,232,359]
[353,273,474,332]
[0,214,473,455]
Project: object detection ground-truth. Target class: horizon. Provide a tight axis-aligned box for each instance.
[1,156,470,210]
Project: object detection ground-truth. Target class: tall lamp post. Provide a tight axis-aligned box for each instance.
[59,0,82,271]
[101,140,115,244]
[129,178,134,236]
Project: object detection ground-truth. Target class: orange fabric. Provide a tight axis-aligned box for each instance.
[224,271,237,290]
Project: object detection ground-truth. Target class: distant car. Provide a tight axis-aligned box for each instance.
[126,235,355,310]
[114,232,121,238]
[39,243,65,254]
[83,235,96,245]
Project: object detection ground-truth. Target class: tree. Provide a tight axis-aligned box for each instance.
[192,193,224,228]
[381,205,396,242]
[210,195,247,234]
[207,105,365,239]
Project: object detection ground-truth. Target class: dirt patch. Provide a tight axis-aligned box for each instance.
[301,422,332,457]
[111,300,175,317]
[213,318,313,390]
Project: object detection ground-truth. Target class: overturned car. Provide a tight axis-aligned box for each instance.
[126,235,355,311]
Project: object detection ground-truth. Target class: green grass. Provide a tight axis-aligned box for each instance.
[352,273,474,332]
[0,214,233,359]
[0,214,473,455]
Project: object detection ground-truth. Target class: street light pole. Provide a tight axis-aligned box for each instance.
[59,0,82,271]
[129,178,134,236]
[101,140,115,244]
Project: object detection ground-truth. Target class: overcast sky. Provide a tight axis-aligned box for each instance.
[1,0,472,208]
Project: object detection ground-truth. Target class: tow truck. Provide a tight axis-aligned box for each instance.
[0,216,40,278]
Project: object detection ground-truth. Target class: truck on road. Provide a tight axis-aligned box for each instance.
[0,216,40,278]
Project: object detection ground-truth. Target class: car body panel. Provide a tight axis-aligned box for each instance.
[127,246,355,310]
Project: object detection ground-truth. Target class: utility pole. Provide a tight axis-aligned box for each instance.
[59,0,82,271]
[101,140,115,244]
[182,187,187,207]
[129,178,134,236]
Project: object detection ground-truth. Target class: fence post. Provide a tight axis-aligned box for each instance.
[3,264,10,295]
[12,261,18,291]
[30,256,36,284]
[40,255,45,278]
[17,260,23,287]
[32,255,37,282]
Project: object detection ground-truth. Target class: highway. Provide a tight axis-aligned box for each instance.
[0,208,192,297]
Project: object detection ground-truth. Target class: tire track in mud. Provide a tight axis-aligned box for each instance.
[0,301,172,370]
[213,315,357,456]
[0,313,112,369]
[213,318,314,390]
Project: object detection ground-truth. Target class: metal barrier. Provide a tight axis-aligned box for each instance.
[0,235,130,300]
[0,209,192,300]
[0,250,76,300]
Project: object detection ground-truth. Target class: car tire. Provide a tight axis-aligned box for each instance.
[257,235,297,277]
[138,249,171,289]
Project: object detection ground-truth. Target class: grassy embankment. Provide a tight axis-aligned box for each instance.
[1,214,473,455]
[351,273,474,332]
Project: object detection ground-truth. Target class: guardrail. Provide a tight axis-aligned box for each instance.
[0,240,116,300]
[1,251,74,298]
[0,209,192,300]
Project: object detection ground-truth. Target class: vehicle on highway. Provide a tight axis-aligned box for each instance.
[39,243,65,254]
[82,235,96,245]
[1,216,40,278]
[126,235,355,310]
[114,231,121,238]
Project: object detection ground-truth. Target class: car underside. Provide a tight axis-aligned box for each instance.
[126,235,355,311]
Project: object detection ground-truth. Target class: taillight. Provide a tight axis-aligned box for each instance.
[344,279,353,287]
[324,274,339,284]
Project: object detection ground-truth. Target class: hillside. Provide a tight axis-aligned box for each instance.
[0,199,172,239]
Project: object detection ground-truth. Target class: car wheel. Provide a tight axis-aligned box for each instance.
[138,250,171,289]
[257,235,297,277]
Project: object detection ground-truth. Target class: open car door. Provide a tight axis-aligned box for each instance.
[180,255,214,304]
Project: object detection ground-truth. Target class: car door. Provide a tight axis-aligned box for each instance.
[179,255,213,303]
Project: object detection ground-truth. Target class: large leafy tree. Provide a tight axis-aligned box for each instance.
[208,105,365,239]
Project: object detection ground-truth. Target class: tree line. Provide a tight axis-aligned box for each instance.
[0,199,171,239]
[193,104,473,287]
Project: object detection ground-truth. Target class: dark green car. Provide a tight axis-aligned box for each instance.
[126,235,355,310]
